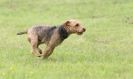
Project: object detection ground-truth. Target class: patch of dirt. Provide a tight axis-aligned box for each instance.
[90,15,105,19]
[125,17,133,24]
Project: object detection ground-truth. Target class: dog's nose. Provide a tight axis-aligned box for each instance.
[82,28,86,32]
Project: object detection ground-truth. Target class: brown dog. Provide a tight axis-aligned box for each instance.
[17,19,86,59]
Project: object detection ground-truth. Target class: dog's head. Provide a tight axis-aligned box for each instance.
[63,19,86,35]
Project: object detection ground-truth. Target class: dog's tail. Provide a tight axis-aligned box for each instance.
[17,31,27,35]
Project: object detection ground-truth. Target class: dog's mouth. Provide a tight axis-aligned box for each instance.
[77,32,83,35]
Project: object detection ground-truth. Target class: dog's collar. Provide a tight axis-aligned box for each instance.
[58,25,69,41]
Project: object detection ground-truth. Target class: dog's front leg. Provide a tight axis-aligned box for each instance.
[41,45,55,59]
[41,33,60,59]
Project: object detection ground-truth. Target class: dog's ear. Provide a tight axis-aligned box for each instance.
[64,20,70,26]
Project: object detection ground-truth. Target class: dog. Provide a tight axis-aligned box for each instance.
[17,19,86,59]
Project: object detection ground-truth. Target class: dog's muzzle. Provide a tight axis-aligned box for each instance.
[77,28,86,35]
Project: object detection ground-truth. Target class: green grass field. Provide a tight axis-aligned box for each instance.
[0,0,133,79]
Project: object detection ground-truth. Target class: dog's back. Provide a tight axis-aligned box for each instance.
[28,26,57,44]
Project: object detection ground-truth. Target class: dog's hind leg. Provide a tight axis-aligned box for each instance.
[28,34,41,57]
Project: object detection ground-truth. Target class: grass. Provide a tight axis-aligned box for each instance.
[0,0,133,79]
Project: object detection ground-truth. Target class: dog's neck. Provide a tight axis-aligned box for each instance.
[58,25,70,41]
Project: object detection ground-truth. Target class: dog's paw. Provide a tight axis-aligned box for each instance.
[38,49,42,54]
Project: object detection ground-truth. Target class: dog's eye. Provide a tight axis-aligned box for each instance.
[75,24,79,27]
